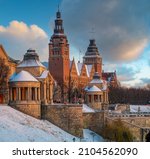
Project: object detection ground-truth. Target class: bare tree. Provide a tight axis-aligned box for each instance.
[0,58,10,103]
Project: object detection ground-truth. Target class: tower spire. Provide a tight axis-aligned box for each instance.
[54,8,64,34]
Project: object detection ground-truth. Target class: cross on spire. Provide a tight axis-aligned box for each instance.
[58,4,60,12]
[90,27,95,39]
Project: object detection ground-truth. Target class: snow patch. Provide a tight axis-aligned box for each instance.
[0,105,104,142]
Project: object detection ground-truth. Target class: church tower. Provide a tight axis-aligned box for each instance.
[83,39,102,76]
[49,9,70,93]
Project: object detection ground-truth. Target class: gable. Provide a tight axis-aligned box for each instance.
[0,45,8,60]
[70,60,78,76]
[80,64,88,77]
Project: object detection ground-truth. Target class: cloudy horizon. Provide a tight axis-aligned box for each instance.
[0,0,149,87]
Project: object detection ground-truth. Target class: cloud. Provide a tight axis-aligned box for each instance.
[60,0,150,62]
[0,21,48,61]
[148,59,150,66]
[116,65,140,82]
[140,78,150,84]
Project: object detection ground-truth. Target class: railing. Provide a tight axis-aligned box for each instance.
[108,113,150,118]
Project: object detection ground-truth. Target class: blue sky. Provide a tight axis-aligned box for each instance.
[0,0,149,87]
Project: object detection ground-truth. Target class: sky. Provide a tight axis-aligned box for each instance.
[0,0,149,87]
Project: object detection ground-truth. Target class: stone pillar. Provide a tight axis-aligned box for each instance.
[38,87,40,101]
[27,88,29,101]
[98,94,100,102]
[43,82,47,104]
[16,87,19,100]
[47,84,49,103]
[92,94,94,103]
[49,83,53,104]
[35,87,37,101]
[18,88,21,101]
[87,95,89,104]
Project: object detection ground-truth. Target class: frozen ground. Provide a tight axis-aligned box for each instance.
[0,105,104,142]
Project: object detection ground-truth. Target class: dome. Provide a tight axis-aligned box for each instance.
[10,70,38,82]
[86,85,101,92]
[17,49,45,68]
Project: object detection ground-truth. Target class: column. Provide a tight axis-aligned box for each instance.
[35,87,37,101]
[38,87,40,101]
[18,88,21,101]
[44,82,46,100]
[98,94,100,102]
[92,94,94,103]
[16,87,19,100]
[49,83,53,104]
[47,84,49,103]
[27,87,30,101]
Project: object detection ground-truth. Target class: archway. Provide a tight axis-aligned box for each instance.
[145,130,150,142]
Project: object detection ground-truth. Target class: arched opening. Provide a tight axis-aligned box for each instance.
[145,131,150,142]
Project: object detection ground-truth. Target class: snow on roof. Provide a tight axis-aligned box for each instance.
[86,85,101,92]
[90,78,103,84]
[83,104,95,113]
[87,64,93,74]
[70,60,93,77]
[10,70,38,82]
[38,70,49,79]
[85,65,90,77]
[17,59,45,68]
[84,86,89,91]
[130,105,150,113]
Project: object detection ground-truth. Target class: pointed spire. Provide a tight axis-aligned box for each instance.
[56,4,61,18]
[73,57,75,61]
[54,8,64,34]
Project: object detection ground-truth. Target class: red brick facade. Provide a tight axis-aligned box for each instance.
[49,10,119,97]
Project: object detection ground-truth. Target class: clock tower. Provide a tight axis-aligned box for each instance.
[49,9,70,101]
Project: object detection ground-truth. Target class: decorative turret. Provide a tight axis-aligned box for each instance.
[83,39,102,76]
[85,39,100,56]
[54,9,64,34]
[24,48,39,61]
[17,48,45,76]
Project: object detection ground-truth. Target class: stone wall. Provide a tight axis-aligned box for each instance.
[83,112,105,134]
[9,101,41,119]
[105,116,150,141]
[41,104,83,137]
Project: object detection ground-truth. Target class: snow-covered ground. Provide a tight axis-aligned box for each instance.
[0,105,104,142]
[130,105,150,113]
[82,104,95,113]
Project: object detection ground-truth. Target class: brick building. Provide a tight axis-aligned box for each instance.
[48,10,119,99]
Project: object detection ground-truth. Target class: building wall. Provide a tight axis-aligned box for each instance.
[83,112,105,134]
[41,104,83,137]
[10,101,41,119]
